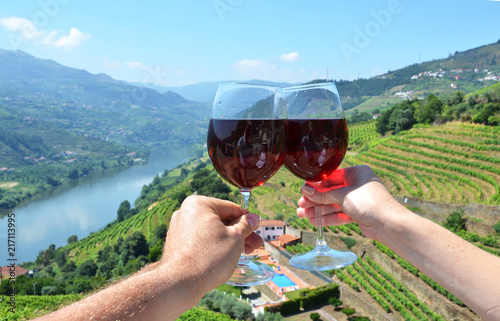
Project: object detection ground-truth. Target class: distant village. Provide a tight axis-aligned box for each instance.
[392,68,499,101]
[410,68,499,82]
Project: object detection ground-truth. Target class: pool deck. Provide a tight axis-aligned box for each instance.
[250,247,312,302]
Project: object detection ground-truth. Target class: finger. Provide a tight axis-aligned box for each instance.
[309,212,353,226]
[244,232,263,254]
[297,204,342,218]
[229,212,260,239]
[302,184,356,207]
[208,197,245,221]
[297,195,315,209]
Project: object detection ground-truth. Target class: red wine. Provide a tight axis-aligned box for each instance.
[207,119,286,189]
[284,118,348,182]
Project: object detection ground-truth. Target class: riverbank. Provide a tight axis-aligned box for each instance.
[0,150,189,263]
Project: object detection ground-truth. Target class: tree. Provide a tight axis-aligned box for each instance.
[119,231,149,264]
[97,245,115,263]
[190,168,231,199]
[68,169,79,179]
[342,308,356,318]
[232,301,253,320]
[415,94,443,124]
[67,234,78,244]
[46,177,60,187]
[375,108,391,135]
[54,249,67,267]
[61,260,77,272]
[394,108,416,133]
[77,259,98,277]
[443,209,467,232]
[154,223,168,242]
[68,278,94,294]
[148,241,164,262]
[36,244,56,267]
[117,200,131,222]
[275,212,285,221]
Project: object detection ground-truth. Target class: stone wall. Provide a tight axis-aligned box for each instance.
[284,225,302,238]
[395,196,500,235]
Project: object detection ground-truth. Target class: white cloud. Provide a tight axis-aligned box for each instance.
[0,17,43,40]
[0,16,89,49]
[279,52,299,62]
[53,28,90,49]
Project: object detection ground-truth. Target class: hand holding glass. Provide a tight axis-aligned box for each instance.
[283,82,357,271]
[207,82,286,285]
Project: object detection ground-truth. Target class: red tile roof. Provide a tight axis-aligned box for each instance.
[1,265,29,277]
[259,220,285,227]
[278,234,300,244]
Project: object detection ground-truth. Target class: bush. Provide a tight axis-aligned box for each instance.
[279,298,301,315]
[61,260,77,272]
[148,241,164,262]
[494,220,500,235]
[443,209,467,232]
[41,285,58,295]
[77,259,98,277]
[329,296,343,308]
[255,312,285,321]
[310,312,321,320]
[199,290,253,320]
[342,308,356,317]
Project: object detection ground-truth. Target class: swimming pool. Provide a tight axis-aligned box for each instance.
[272,273,297,288]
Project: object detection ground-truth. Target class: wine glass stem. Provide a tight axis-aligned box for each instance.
[315,205,327,247]
[241,189,251,211]
[240,189,252,258]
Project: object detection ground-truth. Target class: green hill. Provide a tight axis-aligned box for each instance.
[6,111,499,320]
[0,49,210,211]
[3,44,500,320]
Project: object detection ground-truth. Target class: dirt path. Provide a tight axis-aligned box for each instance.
[0,182,19,188]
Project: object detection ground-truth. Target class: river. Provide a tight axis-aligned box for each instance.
[1,150,189,264]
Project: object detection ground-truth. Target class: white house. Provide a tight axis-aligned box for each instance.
[256,220,285,241]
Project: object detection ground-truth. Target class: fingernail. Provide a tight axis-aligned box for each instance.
[246,213,259,230]
[302,184,315,196]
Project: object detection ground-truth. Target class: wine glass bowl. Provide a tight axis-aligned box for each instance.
[207,82,286,285]
[283,81,357,271]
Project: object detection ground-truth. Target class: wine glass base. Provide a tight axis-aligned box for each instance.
[290,245,357,271]
[226,259,275,286]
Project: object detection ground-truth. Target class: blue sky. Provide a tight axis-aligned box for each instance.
[0,0,499,87]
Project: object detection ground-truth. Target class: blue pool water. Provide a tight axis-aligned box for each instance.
[272,273,297,288]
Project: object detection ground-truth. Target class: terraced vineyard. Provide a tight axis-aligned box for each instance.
[345,122,500,205]
[66,197,178,263]
[334,257,445,321]
[348,120,381,149]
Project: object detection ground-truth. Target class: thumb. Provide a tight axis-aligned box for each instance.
[231,212,260,238]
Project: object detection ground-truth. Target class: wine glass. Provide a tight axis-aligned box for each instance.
[283,81,357,271]
[207,82,287,285]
